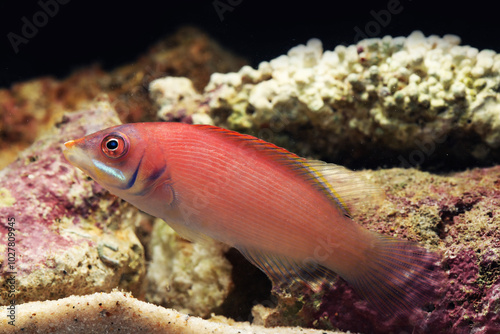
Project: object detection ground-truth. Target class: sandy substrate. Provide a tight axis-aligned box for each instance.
[0,291,346,334]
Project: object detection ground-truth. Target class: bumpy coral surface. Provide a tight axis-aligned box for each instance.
[2,31,499,334]
[201,31,500,169]
[146,219,232,317]
[252,167,500,333]
[149,77,213,125]
[0,99,145,305]
[148,33,500,332]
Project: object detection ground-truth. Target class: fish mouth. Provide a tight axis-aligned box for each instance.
[63,139,122,188]
[63,139,94,176]
[64,140,77,149]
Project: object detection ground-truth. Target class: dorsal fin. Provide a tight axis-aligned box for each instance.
[306,160,385,215]
[193,125,350,215]
[193,125,383,216]
[193,125,300,157]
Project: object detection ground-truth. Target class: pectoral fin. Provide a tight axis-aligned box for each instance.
[161,218,218,245]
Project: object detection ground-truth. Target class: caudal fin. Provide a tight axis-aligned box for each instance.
[344,233,441,318]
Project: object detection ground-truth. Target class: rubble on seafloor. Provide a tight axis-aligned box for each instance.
[0,31,499,333]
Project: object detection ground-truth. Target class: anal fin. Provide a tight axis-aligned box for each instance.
[238,246,337,290]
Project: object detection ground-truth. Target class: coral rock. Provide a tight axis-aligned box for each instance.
[145,219,232,318]
[0,98,145,306]
[197,31,500,169]
[149,77,213,125]
[253,167,500,333]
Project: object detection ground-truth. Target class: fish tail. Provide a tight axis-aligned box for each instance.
[344,232,441,318]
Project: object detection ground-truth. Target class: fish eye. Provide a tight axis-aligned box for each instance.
[106,139,119,150]
[101,133,129,159]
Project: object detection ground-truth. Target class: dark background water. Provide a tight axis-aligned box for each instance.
[0,0,498,88]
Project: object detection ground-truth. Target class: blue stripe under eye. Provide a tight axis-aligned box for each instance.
[125,157,143,189]
[92,159,126,182]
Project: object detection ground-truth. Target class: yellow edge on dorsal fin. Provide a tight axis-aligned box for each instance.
[306,160,385,215]
[302,160,353,217]
[192,125,354,215]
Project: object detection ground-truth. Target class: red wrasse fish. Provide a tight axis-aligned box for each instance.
[63,122,439,317]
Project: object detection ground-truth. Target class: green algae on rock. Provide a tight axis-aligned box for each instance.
[0,99,145,305]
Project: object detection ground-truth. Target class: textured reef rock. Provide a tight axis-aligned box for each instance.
[252,167,500,333]
[0,99,145,305]
[0,98,235,321]
[154,31,500,169]
[2,31,500,334]
[0,27,246,169]
[151,46,500,331]
[0,291,345,334]
[149,77,213,125]
[145,219,233,318]
[147,31,500,333]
